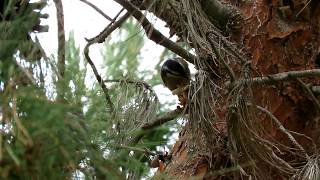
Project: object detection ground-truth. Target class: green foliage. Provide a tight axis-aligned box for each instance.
[89,17,174,178]
[0,0,43,83]
[0,3,174,179]
[102,18,144,79]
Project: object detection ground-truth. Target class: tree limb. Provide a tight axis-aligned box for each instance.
[141,108,182,129]
[232,69,320,87]
[83,12,131,113]
[113,0,196,64]
[79,0,113,21]
[130,108,182,144]
[86,11,131,44]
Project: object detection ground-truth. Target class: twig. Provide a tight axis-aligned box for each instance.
[86,8,126,42]
[83,12,131,113]
[130,108,182,144]
[256,105,310,160]
[113,0,196,64]
[232,69,320,87]
[83,48,114,113]
[79,0,113,21]
[107,8,125,28]
[288,130,317,151]
[86,12,131,44]
[142,108,182,129]
[295,0,312,19]
[297,78,320,113]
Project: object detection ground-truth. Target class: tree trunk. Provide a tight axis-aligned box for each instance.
[132,0,320,179]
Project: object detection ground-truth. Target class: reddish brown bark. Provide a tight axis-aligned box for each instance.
[155,0,320,179]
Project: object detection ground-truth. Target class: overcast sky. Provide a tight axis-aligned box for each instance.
[37,0,178,106]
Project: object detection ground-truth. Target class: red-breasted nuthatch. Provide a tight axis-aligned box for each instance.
[160,58,191,95]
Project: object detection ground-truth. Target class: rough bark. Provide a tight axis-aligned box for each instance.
[131,0,320,179]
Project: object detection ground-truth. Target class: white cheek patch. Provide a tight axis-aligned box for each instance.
[162,65,182,76]
[166,73,182,79]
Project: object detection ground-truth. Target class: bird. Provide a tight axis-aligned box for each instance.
[161,58,191,105]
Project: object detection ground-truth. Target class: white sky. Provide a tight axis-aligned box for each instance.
[37,0,178,106]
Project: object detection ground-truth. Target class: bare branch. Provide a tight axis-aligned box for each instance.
[113,0,196,64]
[129,108,182,144]
[107,8,125,28]
[79,0,113,21]
[232,69,320,87]
[83,12,131,113]
[86,12,131,44]
[142,108,182,129]
[83,48,114,113]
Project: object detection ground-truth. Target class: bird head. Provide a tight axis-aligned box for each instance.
[160,58,191,92]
